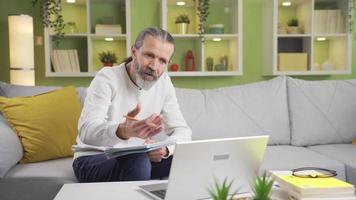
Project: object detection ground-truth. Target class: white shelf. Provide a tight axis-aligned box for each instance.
[168,71,242,77]
[278,34,312,37]
[45,71,97,77]
[262,0,352,76]
[44,0,131,77]
[161,0,243,76]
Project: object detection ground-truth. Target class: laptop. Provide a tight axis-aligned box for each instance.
[139,135,269,200]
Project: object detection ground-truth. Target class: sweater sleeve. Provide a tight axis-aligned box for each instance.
[77,68,124,146]
[161,77,192,157]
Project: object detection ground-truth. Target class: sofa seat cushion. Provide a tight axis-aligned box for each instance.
[260,145,346,180]
[287,77,356,146]
[309,144,356,185]
[175,76,290,145]
[4,157,77,182]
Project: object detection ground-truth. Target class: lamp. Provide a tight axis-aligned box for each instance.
[8,14,35,86]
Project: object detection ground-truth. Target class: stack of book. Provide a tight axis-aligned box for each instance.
[50,49,80,73]
[95,24,122,34]
[314,9,345,33]
[270,171,356,200]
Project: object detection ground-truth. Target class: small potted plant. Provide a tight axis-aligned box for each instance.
[287,18,300,34]
[175,14,190,34]
[252,174,274,200]
[208,178,239,200]
[99,51,118,67]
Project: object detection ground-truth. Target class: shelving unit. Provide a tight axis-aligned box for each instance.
[44,0,130,77]
[263,0,352,75]
[161,0,242,76]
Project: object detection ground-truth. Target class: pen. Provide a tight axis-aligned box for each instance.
[123,115,158,128]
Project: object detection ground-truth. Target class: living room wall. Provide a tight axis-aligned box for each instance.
[0,0,355,89]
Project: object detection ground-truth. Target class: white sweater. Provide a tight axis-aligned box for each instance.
[74,63,192,159]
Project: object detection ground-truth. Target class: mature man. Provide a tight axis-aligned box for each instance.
[73,27,192,182]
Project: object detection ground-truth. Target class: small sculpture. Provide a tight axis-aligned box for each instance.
[184,50,195,71]
[206,57,214,71]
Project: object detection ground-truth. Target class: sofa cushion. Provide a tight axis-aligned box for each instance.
[0,115,23,178]
[4,157,76,181]
[260,145,346,180]
[287,77,356,146]
[308,144,356,185]
[0,81,87,106]
[175,76,290,145]
[0,86,82,163]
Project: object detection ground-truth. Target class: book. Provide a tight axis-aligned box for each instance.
[270,171,355,200]
[72,137,175,159]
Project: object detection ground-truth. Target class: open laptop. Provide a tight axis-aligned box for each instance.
[139,135,269,200]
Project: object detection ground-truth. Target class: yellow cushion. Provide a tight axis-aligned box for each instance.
[0,86,82,163]
[352,139,356,145]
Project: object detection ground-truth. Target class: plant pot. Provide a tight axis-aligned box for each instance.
[177,23,189,34]
[103,62,113,67]
[287,26,300,34]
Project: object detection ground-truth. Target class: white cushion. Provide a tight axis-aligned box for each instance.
[4,157,76,182]
[288,77,356,146]
[175,76,290,145]
[0,115,23,178]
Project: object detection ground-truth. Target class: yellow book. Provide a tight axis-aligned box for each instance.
[277,175,354,195]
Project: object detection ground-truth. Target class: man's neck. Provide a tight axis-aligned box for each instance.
[125,62,140,88]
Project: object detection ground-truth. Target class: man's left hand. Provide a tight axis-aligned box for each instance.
[148,147,168,162]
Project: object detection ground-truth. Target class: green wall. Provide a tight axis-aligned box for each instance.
[0,0,355,88]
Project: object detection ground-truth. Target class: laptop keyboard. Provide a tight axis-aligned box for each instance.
[151,189,167,199]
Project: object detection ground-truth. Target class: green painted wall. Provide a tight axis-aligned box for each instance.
[0,0,355,88]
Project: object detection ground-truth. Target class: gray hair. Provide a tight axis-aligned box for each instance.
[124,27,175,63]
[134,27,175,49]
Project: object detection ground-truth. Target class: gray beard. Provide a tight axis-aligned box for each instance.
[134,61,158,90]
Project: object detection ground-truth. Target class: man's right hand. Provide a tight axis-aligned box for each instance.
[116,104,163,140]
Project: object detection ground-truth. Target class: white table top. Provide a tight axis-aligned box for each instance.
[54,180,166,200]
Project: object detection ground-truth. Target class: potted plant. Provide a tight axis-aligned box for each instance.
[208,178,239,200]
[287,18,300,34]
[252,174,274,200]
[32,0,66,41]
[99,51,118,67]
[175,14,190,34]
[193,0,210,41]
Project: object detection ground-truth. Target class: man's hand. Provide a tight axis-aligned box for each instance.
[148,147,168,162]
[145,139,168,162]
[116,104,164,140]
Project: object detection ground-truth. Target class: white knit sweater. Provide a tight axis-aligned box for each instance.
[74,63,192,159]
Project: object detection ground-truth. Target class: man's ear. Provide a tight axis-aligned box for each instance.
[131,45,137,59]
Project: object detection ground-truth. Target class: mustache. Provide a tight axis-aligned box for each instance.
[141,68,158,78]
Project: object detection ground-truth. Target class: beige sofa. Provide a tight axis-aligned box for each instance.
[0,76,355,200]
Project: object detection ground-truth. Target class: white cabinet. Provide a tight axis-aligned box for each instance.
[161,0,243,76]
[263,0,352,75]
[44,0,131,77]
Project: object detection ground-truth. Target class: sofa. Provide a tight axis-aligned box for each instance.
[0,76,356,200]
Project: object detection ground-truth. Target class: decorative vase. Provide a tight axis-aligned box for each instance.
[287,26,300,34]
[169,64,179,71]
[177,23,189,34]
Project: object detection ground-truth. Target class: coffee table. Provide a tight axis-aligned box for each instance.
[54,180,166,200]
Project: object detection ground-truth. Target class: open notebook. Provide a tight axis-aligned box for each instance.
[72,137,175,158]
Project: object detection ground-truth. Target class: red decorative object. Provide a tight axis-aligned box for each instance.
[103,63,113,67]
[169,63,179,71]
[184,50,195,71]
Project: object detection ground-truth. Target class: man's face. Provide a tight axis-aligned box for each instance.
[131,35,174,90]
